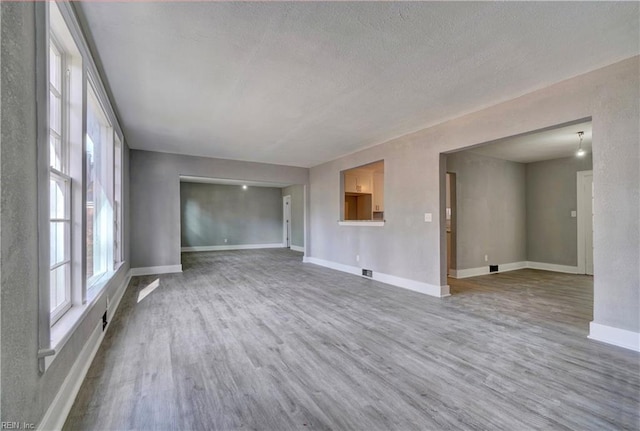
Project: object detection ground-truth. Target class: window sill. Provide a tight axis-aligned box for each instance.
[338,220,385,227]
[46,263,124,371]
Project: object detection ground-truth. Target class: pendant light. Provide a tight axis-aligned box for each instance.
[576,131,586,157]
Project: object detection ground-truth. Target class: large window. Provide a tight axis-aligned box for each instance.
[45,2,125,329]
[49,37,72,323]
[86,84,114,286]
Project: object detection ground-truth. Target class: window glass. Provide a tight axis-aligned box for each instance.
[86,85,113,284]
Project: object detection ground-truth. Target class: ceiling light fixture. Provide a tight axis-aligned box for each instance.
[576,131,586,157]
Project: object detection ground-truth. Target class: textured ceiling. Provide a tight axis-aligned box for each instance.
[77,2,639,168]
[467,121,593,164]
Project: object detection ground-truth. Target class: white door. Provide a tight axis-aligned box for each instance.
[283,196,292,248]
[577,171,594,275]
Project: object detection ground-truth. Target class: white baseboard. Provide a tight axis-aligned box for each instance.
[450,261,579,279]
[588,322,640,352]
[130,265,182,276]
[526,261,578,274]
[38,270,132,431]
[181,243,284,252]
[452,261,528,279]
[290,245,304,253]
[304,257,449,298]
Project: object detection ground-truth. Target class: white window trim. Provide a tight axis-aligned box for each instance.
[37,1,128,373]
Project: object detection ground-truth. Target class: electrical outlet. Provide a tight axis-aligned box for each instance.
[424,213,432,222]
[484,254,488,262]
[356,254,360,262]
[224,238,228,243]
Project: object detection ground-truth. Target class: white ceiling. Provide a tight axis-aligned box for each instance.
[466,121,593,164]
[77,2,639,168]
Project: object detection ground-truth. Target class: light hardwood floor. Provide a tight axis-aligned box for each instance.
[64,249,639,430]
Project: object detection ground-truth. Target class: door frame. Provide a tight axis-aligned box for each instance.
[283,195,292,248]
[577,170,593,275]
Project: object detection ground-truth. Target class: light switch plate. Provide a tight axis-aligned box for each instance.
[571,210,577,218]
[424,213,432,222]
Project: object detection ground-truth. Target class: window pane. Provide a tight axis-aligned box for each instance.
[49,44,61,91]
[86,86,113,283]
[49,90,61,136]
[49,175,68,219]
[49,134,62,171]
[50,263,67,311]
[50,221,68,266]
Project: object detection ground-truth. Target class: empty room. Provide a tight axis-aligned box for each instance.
[1,2,639,430]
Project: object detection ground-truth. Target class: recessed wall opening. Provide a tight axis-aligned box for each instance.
[441,118,594,322]
[340,160,385,221]
[178,176,306,263]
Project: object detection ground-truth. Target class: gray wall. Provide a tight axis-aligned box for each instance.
[308,57,639,334]
[282,185,304,248]
[446,152,527,269]
[527,154,593,266]
[181,183,283,247]
[1,3,132,425]
[130,150,308,268]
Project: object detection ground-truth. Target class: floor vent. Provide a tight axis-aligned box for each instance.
[489,265,499,273]
[102,311,108,331]
[362,269,373,278]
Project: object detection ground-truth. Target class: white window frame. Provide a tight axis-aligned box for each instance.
[114,134,123,265]
[37,1,128,373]
[85,78,115,292]
[48,30,73,325]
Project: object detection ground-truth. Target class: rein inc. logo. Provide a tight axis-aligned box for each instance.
[1,423,35,430]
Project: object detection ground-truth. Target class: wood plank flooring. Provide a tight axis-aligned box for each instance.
[64,250,640,430]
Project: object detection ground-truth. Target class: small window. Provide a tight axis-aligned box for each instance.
[341,160,384,221]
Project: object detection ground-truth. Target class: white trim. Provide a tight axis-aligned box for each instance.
[181,244,285,253]
[39,269,132,431]
[304,257,449,298]
[526,261,578,274]
[449,261,579,279]
[130,265,182,276]
[588,322,640,352]
[577,170,594,275]
[290,245,305,253]
[283,195,291,248]
[338,221,385,227]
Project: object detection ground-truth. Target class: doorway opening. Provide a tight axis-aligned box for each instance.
[445,172,457,276]
[441,118,594,327]
[283,195,292,248]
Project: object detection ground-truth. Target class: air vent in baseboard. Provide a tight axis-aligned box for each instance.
[362,269,373,277]
[489,265,499,273]
[102,311,108,331]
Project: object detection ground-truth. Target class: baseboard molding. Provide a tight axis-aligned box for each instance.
[130,265,183,276]
[588,322,640,352]
[304,257,449,298]
[452,261,528,279]
[450,261,578,279]
[107,271,131,322]
[38,270,132,431]
[181,243,284,252]
[526,261,578,274]
[290,245,304,253]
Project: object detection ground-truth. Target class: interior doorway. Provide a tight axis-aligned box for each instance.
[283,195,292,248]
[446,173,457,276]
[577,170,594,275]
